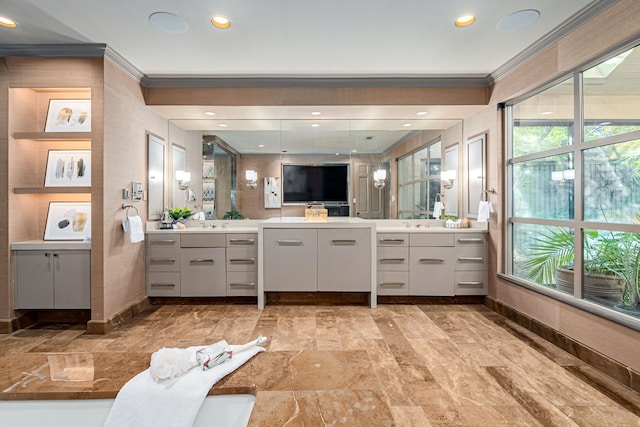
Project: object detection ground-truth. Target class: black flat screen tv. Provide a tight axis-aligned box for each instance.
[282,163,349,205]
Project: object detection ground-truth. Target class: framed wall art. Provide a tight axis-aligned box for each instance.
[44,202,91,240]
[44,99,92,132]
[44,150,91,187]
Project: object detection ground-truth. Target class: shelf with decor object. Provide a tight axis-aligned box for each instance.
[14,187,91,194]
[13,132,92,141]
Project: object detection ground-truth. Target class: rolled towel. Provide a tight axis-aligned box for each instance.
[433,201,444,219]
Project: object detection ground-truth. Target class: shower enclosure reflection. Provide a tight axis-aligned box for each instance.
[202,136,237,220]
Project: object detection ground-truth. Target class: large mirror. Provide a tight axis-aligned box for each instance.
[163,112,463,220]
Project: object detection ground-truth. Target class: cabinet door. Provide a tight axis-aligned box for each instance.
[409,246,455,296]
[181,248,226,296]
[318,228,371,292]
[263,229,317,291]
[54,251,91,309]
[15,251,54,309]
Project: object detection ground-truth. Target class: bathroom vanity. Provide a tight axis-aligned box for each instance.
[145,219,488,309]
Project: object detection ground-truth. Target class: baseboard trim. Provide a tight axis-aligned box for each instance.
[485,296,640,394]
[0,317,19,334]
[87,297,151,335]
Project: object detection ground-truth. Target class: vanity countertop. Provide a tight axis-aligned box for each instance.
[12,240,92,251]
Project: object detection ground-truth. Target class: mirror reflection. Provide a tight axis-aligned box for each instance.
[167,117,462,220]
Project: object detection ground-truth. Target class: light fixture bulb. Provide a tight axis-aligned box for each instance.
[211,16,231,29]
[455,14,476,27]
[0,16,17,28]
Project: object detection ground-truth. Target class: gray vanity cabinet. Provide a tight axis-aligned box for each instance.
[409,233,456,296]
[15,250,90,309]
[317,228,371,292]
[376,233,409,295]
[263,228,317,291]
[226,233,258,296]
[180,234,226,297]
[147,235,181,296]
[454,233,488,295]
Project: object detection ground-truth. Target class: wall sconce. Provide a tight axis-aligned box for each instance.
[441,170,456,189]
[175,170,191,190]
[373,169,387,189]
[246,169,258,189]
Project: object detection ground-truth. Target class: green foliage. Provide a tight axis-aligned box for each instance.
[441,215,459,221]
[167,207,193,220]
[222,210,244,220]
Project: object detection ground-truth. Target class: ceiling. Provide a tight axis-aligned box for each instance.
[0,0,617,154]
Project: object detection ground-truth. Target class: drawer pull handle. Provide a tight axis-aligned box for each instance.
[190,259,215,264]
[230,258,255,264]
[229,282,256,287]
[150,258,176,264]
[419,258,445,263]
[458,281,483,287]
[379,238,405,243]
[150,283,176,288]
[277,240,303,245]
[229,239,255,245]
[380,258,405,263]
[151,239,176,245]
[380,282,405,287]
[332,239,356,244]
[458,238,484,243]
[458,257,484,262]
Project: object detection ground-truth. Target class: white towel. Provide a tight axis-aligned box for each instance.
[433,201,444,219]
[477,200,493,222]
[105,341,264,427]
[122,215,144,243]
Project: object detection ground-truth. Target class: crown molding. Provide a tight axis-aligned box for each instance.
[139,76,492,89]
[0,43,107,57]
[490,0,621,82]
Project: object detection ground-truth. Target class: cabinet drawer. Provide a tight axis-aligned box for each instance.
[455,233,486,247]
[181,233,226,248]
[227,246,257,271]
[377,246,409,271]
[147,247,181,271]
[147,272,181,296]
[410,233,454,247]
[409,246,455,296]
[227,234,257,247]
[377,233,408,247]
[455,271,487,295]
[318,228,371,292]
[147,235,180,248]
[180,248,226,296]
[377,271,409,295]
[227,271,258,296]
[263,229,317,291]
[454,247,487,271]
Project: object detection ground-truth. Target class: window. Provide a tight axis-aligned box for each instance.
[506,44,640,323]
[398,139,441,219]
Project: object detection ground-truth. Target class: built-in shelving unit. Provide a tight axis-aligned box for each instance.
[13,187,90,194]
[13,132,92,141]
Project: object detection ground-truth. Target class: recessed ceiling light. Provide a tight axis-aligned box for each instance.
[311,123,320,128]
[403,123,412,127]
[540,111,554,115]
[311,111,321,116]
[0,16,17,28]
[219,123,228,127]
[351,149,358,153]
[416,111,427,116]
[204,111,215,116]
[211,16,231,29]
[258,144,265,148]
[149,12,189,33]
[335,153,340,156]
[497,9,540,32]
[455,14,476,27]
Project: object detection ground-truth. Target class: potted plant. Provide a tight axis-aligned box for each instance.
[167,207,193,222]
[523,224,640,311]
[222,210,244,220]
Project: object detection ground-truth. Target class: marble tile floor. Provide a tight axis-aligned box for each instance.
[1,303,640,426]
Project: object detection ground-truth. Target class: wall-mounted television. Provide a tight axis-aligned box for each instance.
[282,163,349,205]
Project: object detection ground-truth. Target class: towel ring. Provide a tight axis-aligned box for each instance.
[122,203,139,217]
[480,188,497,201]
